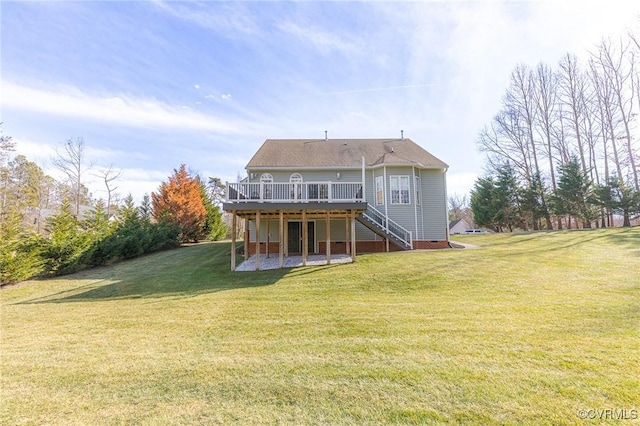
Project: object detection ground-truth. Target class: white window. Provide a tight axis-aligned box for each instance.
[415,176,421,205]
[260,173,273,199]
[289,173,303,199]
[375,176,384,205]
[390,176,410,204]
[260,173,273,183]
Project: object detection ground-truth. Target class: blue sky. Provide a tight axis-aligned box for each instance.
[2,1,639,203]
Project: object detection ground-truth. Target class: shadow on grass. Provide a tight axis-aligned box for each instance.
[474,227,640,256]
[16,242,291,304]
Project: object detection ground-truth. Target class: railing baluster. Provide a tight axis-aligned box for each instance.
[227,181,366,204]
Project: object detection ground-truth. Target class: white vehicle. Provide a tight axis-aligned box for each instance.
[464,229,486,234]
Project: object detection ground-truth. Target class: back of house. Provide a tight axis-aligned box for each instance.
[223,137,449,269]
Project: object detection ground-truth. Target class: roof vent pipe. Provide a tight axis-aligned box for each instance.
[401,130,404,140]
[325,130,328,141]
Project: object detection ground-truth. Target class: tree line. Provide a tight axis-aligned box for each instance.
[471,30,640,231]
[0,133,227,285]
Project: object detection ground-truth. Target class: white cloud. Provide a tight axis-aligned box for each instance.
[193,84,200,90]
[277,22,361,55]
[2,81,246,134]
[152,0,259,36]
[221,94,232,101]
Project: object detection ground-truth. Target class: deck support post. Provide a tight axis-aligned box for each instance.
[351,210,357,261]
[279,210,284,268]
[345,216,350,255]
[284,218,289,258]
[231,211,236,271]
[255,211,261,271]
[326,211,331,265]
[244,218,249,260]
[302,210,308,266]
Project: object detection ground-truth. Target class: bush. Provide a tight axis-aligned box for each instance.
[0,214,45,285]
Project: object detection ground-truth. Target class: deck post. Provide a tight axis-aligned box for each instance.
[350,210,357,260]
[326,211,331,265]
[345,216,350,255]
[284,218,289,258]
[244,218,249,260]
[255,211,261,271]
[302,210,308,266]
[279,210,284,268]
[231,211,236,271]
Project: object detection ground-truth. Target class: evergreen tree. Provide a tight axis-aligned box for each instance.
[43,201,93,275]
[470,177,498,231]
[493,164,523,232]
[554,157,597,228]
[138,193,152,220]
[197,176,227,240]
[0,211,44,285]
[594,177,640,227]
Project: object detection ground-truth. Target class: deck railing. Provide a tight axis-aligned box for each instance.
[361,205,413,249]
[226,182,364,203]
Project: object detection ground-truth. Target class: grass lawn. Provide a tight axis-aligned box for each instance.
[1,228,639,425]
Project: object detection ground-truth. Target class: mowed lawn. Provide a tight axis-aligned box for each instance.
[1,229,639,425]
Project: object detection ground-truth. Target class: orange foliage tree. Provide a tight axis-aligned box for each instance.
[152,164,207,242]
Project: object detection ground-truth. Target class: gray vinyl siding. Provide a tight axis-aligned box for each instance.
[245,165,447,242]
[420,169,448,240]
[248,169,362,183]
[383,167,417,234]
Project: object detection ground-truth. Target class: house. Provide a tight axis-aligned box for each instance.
[222,137,449,270]
[449,218,471,235]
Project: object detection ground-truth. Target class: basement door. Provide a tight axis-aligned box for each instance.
[287,221,315,254]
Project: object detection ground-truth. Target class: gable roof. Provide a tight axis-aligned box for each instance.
[449,218,470,230]
[246,138,448,170]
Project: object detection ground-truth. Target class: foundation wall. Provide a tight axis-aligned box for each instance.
[245,240,449,255]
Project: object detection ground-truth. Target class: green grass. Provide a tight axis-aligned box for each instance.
[1,228,639,425]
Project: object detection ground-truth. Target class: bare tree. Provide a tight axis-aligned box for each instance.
[0,123,16,215]
[94,165,122,217]
[0,123,15,169]
[207,177,226,205]
[534,62,560,191]
[52,137,92,218]
[589,56,625,184]
[503,64,552,229]
[592,38,638,189]
[557,54,590,175]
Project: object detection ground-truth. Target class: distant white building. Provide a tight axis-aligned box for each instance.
[449,218,471,235]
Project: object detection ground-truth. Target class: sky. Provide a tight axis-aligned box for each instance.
[2,0,640,204]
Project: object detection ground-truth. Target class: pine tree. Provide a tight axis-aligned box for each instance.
[594,177,640,227]
[151,165,207,243]
[43,201,93,275]
[197,176,227,240]
[0,211,44,285]
[470,177,497,231]
[554,157,597,228]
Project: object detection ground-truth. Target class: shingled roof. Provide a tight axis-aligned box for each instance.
[246,138,448,169]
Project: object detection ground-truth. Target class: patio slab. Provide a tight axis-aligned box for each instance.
[235,254,353,271]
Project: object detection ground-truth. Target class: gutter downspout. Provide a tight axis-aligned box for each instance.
[383,165,389,233]
[443,167,451,246]
[413,166,419,242]
[361,156,366,202]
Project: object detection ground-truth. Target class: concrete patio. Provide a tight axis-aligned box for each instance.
[235,253,353,271]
